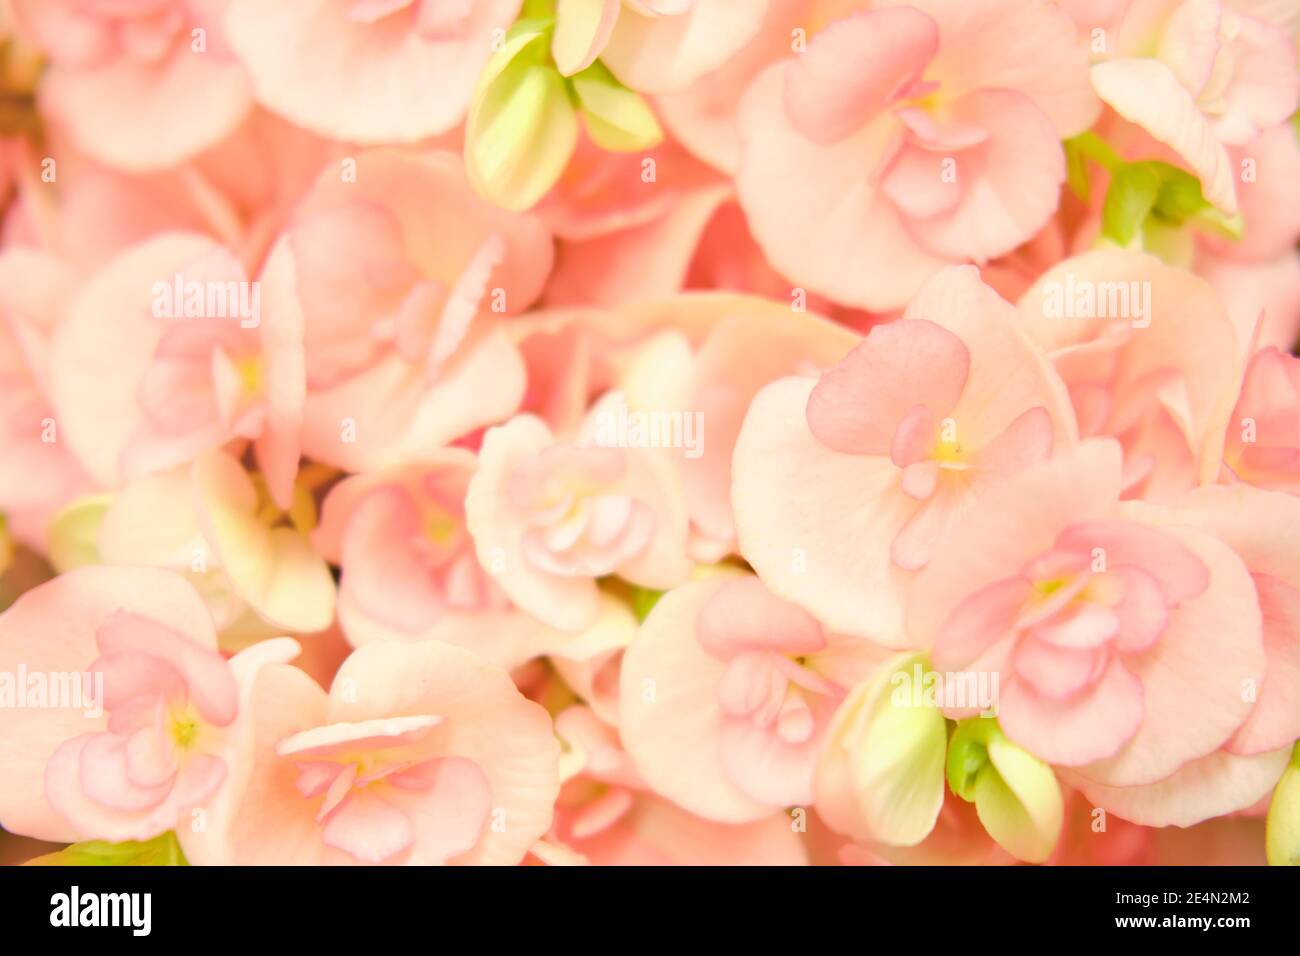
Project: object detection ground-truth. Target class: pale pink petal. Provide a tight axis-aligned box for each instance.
[385,756,493,864]
[1067,747,1291,828]
[225,0,521,142]
[696,577,826,659]
[736,64,948,311]
[900,89,1067,264]
[806,319,969,455]
[41,43,251,171]
[601,0,769,94]
[321,790,413,863]
[999,656,1145,765]
[899,0,1099,135]
[783,8,938,145]
[95,609,238,725]
[618,579,776,823]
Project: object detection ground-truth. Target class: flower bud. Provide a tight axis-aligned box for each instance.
[1266,744,1300,866]
[814,653,947,847]
[947,718,1063,864]
[464,18,578,212]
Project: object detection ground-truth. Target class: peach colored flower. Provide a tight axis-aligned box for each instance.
[465,408,691,631]
[189,640,560,865]
[47,233,306,506]
[0,566,297,845]
[11,0,252,171]
[735,0,1098,309]
[732,266,1076,645]
[907,441,1268,824]
[1017,249,1242,501]
[620,576,882,822]
[261,150,551,473]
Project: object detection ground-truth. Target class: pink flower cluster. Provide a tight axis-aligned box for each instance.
[0,0,1298,867]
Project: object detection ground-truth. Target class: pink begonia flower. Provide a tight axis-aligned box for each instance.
[315,449,510,636]
[97,449,336,636]
[224,0,521,143]
[0,249,96,548]
[315,448,641,675]
[735,0,1098,309]
[10,0,252,171]
[655,0,856,174]
[620,576,883,823]
[465,404,692,632]
[906,440,1267,824]
[732,266,1076,646]
[516,295,859,558]
[186,640,560,865]
[1087,0,1300,214]
[540,704,807,864]
[47,232,306,508]
[1220,345,1300,491]
[0,565,298,845]
[552,0,769,93]
[260,150,550,473]
[1050,484,1297,827]
[1017,249,1241,501]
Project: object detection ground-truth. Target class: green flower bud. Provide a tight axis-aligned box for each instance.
[947,718,1063,864]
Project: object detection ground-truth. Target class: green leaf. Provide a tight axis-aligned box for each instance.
[570,60,663,152]
[26,831,188,867]
[628,584,664,623]
[1147,161,1209,223]
[1064,131,1123,171]
[1064,138,1091,202]
[1101,162,1162,245]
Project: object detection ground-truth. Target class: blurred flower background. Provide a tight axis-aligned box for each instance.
[0,0,1298,867]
